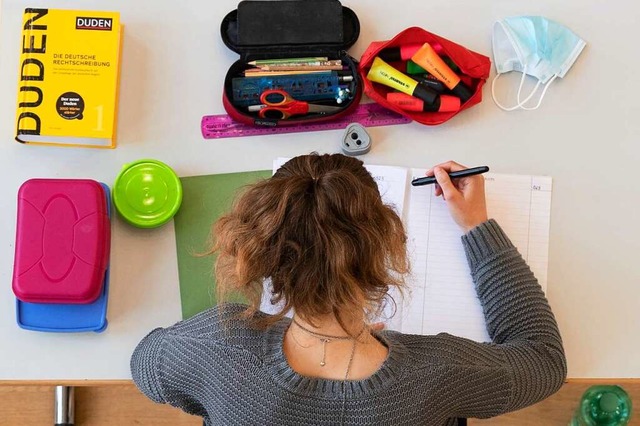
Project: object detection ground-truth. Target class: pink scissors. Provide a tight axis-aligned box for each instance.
[258,90,342,119]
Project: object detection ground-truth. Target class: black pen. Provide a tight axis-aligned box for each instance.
[411,166,490,186]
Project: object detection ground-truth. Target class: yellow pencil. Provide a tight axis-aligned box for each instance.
[243,70,334,77]
[247,57,328,66]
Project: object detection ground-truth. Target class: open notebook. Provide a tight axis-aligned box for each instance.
[260,160,552,343]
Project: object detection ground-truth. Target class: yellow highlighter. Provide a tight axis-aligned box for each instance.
[366,57,439,105]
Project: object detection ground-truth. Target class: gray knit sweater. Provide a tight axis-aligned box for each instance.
[131,220,567,425]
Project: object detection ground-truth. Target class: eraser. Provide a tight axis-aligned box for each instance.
[341,123,371,156]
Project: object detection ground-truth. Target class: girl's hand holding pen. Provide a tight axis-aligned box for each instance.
[426,161,489,232]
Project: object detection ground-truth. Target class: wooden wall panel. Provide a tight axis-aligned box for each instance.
[0,380,637,425]
[469,380,639,426]
[0,384,200,426]
[0,385,54,426]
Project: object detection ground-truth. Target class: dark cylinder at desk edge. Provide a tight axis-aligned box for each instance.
[55,385,75,426]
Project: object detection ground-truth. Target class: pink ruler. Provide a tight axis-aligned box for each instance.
[201,103,411,139]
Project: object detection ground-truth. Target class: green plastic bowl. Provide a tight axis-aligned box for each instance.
[113,159,182,228]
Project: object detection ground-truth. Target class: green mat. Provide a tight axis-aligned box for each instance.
[173,170,272,319]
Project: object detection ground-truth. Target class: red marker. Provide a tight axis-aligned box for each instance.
[378,42,444,63]
[387,92,460,113]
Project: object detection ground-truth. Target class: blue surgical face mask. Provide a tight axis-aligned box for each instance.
[491,16,586,111]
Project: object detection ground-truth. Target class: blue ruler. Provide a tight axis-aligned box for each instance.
[232,73,344,106]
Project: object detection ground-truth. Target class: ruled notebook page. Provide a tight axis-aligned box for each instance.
[260,162,552,343]
[400,170,553,342]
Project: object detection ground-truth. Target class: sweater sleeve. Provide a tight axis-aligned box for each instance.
[451,219,567,418]
[131,327,207,417]
[130,328,169,403]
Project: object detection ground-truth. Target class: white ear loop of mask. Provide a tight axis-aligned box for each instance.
[491,64,557,111]
[517,74,558,110]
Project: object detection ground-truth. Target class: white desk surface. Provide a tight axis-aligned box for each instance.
[1,0,639,381]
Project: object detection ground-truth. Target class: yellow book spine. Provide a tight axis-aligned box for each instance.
[15,8,121,149]
[15,8,48,142]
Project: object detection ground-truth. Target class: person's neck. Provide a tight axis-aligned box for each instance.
[292,314,366,339]
[284,312,389,381]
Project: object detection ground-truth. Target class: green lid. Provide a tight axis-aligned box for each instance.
[406,60,427,75]
[574,385,632,426]
[113,159,182,228]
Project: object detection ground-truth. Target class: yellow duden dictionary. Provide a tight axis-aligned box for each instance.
[15,9,122,148]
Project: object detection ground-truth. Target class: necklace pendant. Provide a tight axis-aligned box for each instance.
[320,338,330,367]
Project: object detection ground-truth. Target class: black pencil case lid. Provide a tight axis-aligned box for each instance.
[221,0,360,61]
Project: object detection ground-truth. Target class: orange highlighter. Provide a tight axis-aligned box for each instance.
[411,43,473,102]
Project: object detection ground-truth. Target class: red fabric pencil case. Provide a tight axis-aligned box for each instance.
[359,27,491,125]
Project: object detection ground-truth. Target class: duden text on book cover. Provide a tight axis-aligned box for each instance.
[15,9,122,148]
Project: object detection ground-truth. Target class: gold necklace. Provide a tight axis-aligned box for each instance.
[289,326,315,349]
[292,318,365,367]
[291,318,368,426]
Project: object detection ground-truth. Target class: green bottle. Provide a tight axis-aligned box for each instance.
[570,385,632,425]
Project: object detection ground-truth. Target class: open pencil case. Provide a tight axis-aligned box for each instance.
[359,27,491,125]
[220,0,362,127]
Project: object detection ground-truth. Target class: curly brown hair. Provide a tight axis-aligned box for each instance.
[211,153,409,334]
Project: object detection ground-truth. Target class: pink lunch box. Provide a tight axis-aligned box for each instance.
[12,179,111,304]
